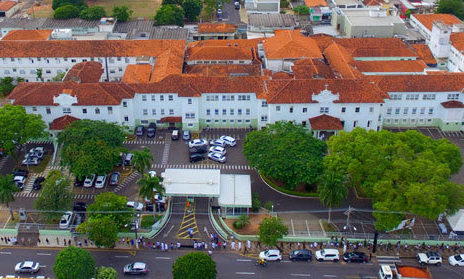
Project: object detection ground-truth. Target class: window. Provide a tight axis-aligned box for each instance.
[19,69,25,74]
[448,93,460,100]
[261,116,268,122]
[188,98,192,104]
[403,108,408,114]
[143,109,148,115]
[369,107,374,113]
[303,108,307,113]
[32,107,37,112]
[423,94,436,100]
[109,69,115,74]
[353,121,358,127]
[123,101,127,108]
[412,108,417,114]
[152,109,156,115]
[222,119,227,123]
[237,119,242,123]
[63,108,71,114]
[4,70,10,75]
[367,120,372,128]
[420,107,426,114]
[355,107,360,113]
[206,119,211,123]
[142,95,147,101]
[261,101,268,107]
[168,95,173,101]
[206,109,211,115]
[246,109,250,115]
[406,94,419,100]
[206,95,219,101]
[238,109,242,115]
[245,119,251,123]
[82,108,87,114]
[341,107,346,113]
[160,95,164,101]
[46,107,51,114]
[214,109,219,115]
[386,108,392,115]
[109,58,115,64]
[161,109,165,115]
[185,113,195,119]
[222,95,234,101]
[169,109,174,115]
[428,108,434,115]
[320,107,329,114]
[71,59,76,63]
[117,57,121,61]
[395,108,400,115]
[125,58,130,63]
[107,107,113,114]
[238,95,250,101]
[289,107,294,113]
[215,119,219,123]
[30,69,36,74]
[222,109,227,115]
[124,116,129,122]
[230,109,234,115]
[95,108,100,114]
[391,94,402,100]
[151,95,156,101]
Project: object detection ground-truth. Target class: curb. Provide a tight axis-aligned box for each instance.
[259,174,318,199]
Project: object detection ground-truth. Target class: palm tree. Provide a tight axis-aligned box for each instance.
[132,147,153,175]
[317,170,347,224]
[137,174,164,204]
[0,174,19,220]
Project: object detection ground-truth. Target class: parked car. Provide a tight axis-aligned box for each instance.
[208,152,226,163]
[289,249,312,262]
[182,130,191,140]
[12,169,28,177]
[73,202,87,212]
[124,153,134,166]
[83,174,96,187]
[135,126,144,136]
[209,139,226,147]
[188,139,208,148]
[171,130,179,140]
[73,213,83,226]
[343,251,368,263]
[123,262,149,275]
[147,123,156,138]
[449,254,464,266]
[74,177,85,187]
[189,153,206,163]
[315,249,340,262]
[127,201,144,211]
[32,177,45,190]
[235,1,240,9]
[15,261,40,273]
[109,172,120,186]
[95,175,107,189]
[209,146,226,156]
[189,145,208,154]
[417,252,442,266]
[13,176,26,190]
[59,211,73,229]
[116,153,126,167]
[259,249,282,261]
[22,157,39,166]
[220,135,237,146]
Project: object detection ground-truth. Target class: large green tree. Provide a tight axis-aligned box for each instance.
[137,174,164,203]
[54,5,81,19]
[80,6,106,20]
[0,77,23,97]
[257,217,288,247]
[244,121,327,190]
[87,192,132,229]
[154,4,185,26]
[325,128,464,230]
[437,0,464,20]
[182,0,202,22]
[58,120,124,179]
[317,169,347,224]
[52,0,84,10]
[172,252,217,279]
[54,246,95,279]
[77,216,119,248]
[34,170,73,221]
[95,266,117,279]
[132,147,153,174]
[112,5,133,22]
[0,105,47,160]
[0,174,19,220]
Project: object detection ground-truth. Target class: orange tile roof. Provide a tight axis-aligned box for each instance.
[49,115,80,130]
[362,0,384,6]
[441,100,464,108]
[0,39,186,58]
[160,116,182,123]
[122,64,152,83]
[0,1,17,11]
[263,30,323,59]
[309,114,343,130]
[186,45,253,61]
[450,32,464,53]
[368,73,464,92]
[198,23,236,33]
[184,64,262,77]
[293,59,335,79]
[335,38,417,58]
[2,30,52,41]
[411,44,437,65]
[151,46,184,81]
[351,60,427,73]
[271,71,294,79]
[304,0,327,7]
[324,42,362,79]
[310,34,335,51]
[265,79,387,104]
[63,61,104,83]
[412,13,462,32]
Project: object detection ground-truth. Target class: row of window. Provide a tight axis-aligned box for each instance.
[143,109,174,116]
[194,60,247,64]
[385,118,433,124]
[205,95,251,101]
[141,94,176,102]
[205,119,252,124]
[275,106,375,114]
[390,93,460,101]
[2,57,131,64]
[386,107,434,115]
[206,108,251,116]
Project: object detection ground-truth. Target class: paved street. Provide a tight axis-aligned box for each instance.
[222,1,242,24]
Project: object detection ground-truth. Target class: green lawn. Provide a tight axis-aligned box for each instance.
[89,0,162,19]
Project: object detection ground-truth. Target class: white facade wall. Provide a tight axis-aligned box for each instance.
[133,93,182,124]
[410,15,431,42]
[265,59,295,72]
[429,23,451,59]
[448,45,464,72]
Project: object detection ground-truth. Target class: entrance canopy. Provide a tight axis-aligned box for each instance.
[163,169,221,197]
[219,174,252,208]
[448,209,464,232]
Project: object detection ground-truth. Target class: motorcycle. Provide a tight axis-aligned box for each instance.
[255,259,268,267]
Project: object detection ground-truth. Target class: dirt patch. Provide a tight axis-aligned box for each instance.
[28,0,53,18]
[88,0,162,19]
[224,210,270,235]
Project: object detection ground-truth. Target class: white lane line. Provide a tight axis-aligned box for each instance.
[323,275,337,278]
[39,265,47,268]
[0,252,12,254]
[155,257,171,260]
[290,274,311,277]
[115,255,129,258]
[236,259,252,262]
[236,272,255,275]
[37,253,52,256]
[282,260,292,263]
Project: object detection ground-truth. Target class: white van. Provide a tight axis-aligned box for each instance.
[172,130,179,140]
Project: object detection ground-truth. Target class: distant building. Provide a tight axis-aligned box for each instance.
[410,13,463,42]
[330,0,363,8]
[1,30,52,41]
[191,23,236,40]
[0,1,19,18]
[245,0,280,14]
[247,14,297,37]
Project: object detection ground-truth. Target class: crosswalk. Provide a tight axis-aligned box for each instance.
[442,131,464,137]
[151,163,253,170]
[0,156,8,171]
[26,140,53,144]
[124,140,165,145]
[14,191,95,200]
[161,136,171,165]
[113,171,140,193]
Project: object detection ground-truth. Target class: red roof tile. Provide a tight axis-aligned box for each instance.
[411,44,437,65]
[351,60,427,73]
[0,1,17,11]
[368,74,464,92]
[309,114,343,130]
[184,64,262,77]
[271,71,294,79]
[63,61,104,83]
[324,42,362,79]
[122,64,152,83]
[49,115,80,130]
[304,0,327,7]
[335,38,417,58]
[412,13,462,32]
[2,30,52,41]
[160,116,182,123]
[450,32,464,53]
[186,45,253,61]
[263,30,323,59]
[441,100,464,108]
[198,23,236,33]
[293,58,335,79]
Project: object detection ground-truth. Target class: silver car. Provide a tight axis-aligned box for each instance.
[15,261,40,273]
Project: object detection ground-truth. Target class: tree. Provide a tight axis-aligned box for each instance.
[163,0,183,4]
[243,121,327,190]
[183,0,202,22]
[77,216,119,248]
[79,6,106,20]
[54,5,81,19]
[34,170,73,221]
[54,246,95,279]
[203,0,217,18]
[154,4,185,26]
[95,266,117,279]
[280,0,289,8]
[112,5,133,22]
[137,174,164,203]
[0,174,19,220]
[132,147,153,174]
[87,192,132,229]
[0,105,47,160]
[51,72,66,82]
[233,214,250,229]
[293,5,309,15]
[437,0,464,20]
[52,0,84,10]
[405,9,412,19]
[0,77,22,96]
[317,170,347,223]
[58,120,124,179]
[172,252,217,279]
[258,217,288,247]
[36,69,43,81]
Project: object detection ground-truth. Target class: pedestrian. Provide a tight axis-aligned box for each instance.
[218,241,222,249]
[130,239,134,246]
[171,243,174,250]
[238,242,242,251]
[161,243,165,252]
[85,239,88,246]
[0,237,3,242]
[223,241,227,249]
[46,238,49,244]
[38,238,41,244]
[126,238,130,245]
[194,241,198,250]
[177,242,181,249]
[205,243,208,250]
[231,241,236,250]
[68,239,71,246]
[121,237,125,244]
[78,241,82,247]
[210,233,214,242]
[297,242,301,249]
[164,243,168,252]
[56,237,59,244]
[148,242,152,249]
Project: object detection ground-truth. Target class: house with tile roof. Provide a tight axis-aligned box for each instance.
[448,32,464,72]
[410,14,463,42]
[1,30,53,41]
[0,1,19,18]
[192,23,236,40]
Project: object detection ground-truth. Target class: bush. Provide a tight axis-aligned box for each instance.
[112,5,133,22]
[154,4,185,26]
[293,5,310,15]
[252,192,261,213]
[172,252,216,279]
[52,0,84,10]
[233,220,243,229]
[54,4,80,19]
[80,6,106,20]
[233,215,250,229]
[264,201,274,211]
[280,0,289,8]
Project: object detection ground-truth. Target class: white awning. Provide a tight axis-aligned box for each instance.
[219,174,252,208]
[162,169,221,197]
[448,209,464,232]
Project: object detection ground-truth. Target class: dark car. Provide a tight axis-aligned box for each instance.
[147,127,156,138]
[289,249,313,262]
[116,153,126,167]
[109,172,120,186]
[32,177,45,190]
[189,153,205,163]
[135,126,144,136]
[73,202,87,212]
[12,169,29,177]
[189,145,208,154]
[74,177,85,187]
[343,252,369,263]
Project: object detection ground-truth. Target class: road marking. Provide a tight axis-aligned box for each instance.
[155,256,171,260]
[39,265,47,268]
[236,259,252,262]
[0,252,12,254]
[290,274,311,277]
[37,253,52,256]
[282,260,291,263]
[323,275,337,278]
[163,225,175,238]
[236,272,255,275]
[115,255,129,258]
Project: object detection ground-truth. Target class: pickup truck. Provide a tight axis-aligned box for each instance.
[379,264,432,279]
[417,252,442,266]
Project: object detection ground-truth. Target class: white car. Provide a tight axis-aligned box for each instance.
[209,139,226,147]
[209,146,226,155]
[449,254,464,266]
[417,252,442,266]
[208,152,226,163]
[315,249,340,262]
[259,249,282,261]
[15,261,40,273]
[188,139,208,148]
[148,170,157,178]
[220,135,237,146]
[13,175,26,190]
[83,174,96,187]
[94,175,107,189]
[127,201,144,211]
[59,211,73,229]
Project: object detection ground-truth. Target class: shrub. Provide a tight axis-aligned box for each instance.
[252,192,261,213]
[264,201,274,211]
[54,4,80,19]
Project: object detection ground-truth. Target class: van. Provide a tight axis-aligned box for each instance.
[172,130,179,140]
